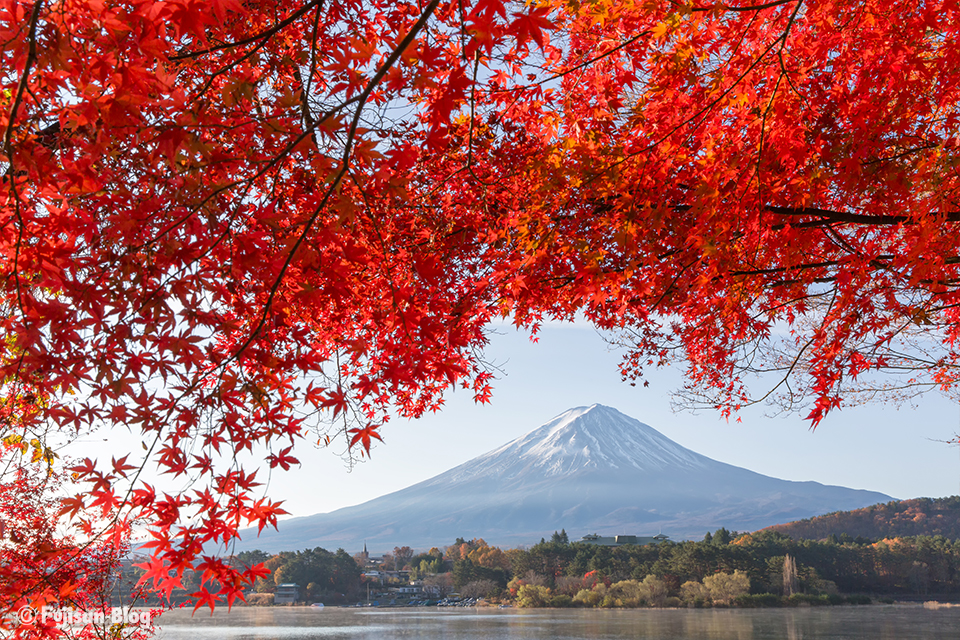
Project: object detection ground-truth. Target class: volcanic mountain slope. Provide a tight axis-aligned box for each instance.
[238,405,891,552]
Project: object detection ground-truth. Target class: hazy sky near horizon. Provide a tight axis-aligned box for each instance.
[265,321,960,522]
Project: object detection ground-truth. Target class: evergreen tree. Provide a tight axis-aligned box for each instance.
[713,528,733,546]
[453,558,478,588]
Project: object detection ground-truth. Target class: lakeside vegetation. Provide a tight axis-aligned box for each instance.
[119,527,960,608]
[765,497,960,541]
[500,529,960,607]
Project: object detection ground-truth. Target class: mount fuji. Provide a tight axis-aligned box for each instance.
[238,405,891,552]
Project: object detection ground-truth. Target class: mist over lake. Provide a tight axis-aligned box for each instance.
[155,605,960,640]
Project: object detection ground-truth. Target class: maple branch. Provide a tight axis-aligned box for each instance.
[666,203,954,232]
[345,172,422,365]
[729,260,839,278]
[170,0,324,60]
[648,260,699,313]
[775,0,807,102]
[1,0,43,159]
[820,223,857,259]
[505,32,649,91]
[758,0,805,200]
[108,91,373,351]
[742,333,817,407]
[193,33,275,100]
[671,0,797,12]
[232,0,442,360]
[731,254,960,277]
[863,144,941,165]
[2,0,44,322]
[289,1,326,146]
[467,50,490,185]
[609,34,783,179]
[703,0,799,11]
[303,0,325,140]
[768,206,960,226]
[143,111,342,251]
[292,67,318,146]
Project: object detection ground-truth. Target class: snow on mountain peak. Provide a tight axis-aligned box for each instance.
[449,404,709,482]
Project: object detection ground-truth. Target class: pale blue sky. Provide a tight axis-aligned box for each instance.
[269,322,960,520]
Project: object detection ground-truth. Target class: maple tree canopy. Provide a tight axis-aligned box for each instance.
[3,0,960,614]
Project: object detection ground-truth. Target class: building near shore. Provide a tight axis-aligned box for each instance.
[275,583,300,604]
[579,533,670,546]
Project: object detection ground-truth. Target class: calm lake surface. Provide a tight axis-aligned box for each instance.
[154,605,960,639]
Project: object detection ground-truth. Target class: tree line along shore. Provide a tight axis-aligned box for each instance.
[117,529,960,608]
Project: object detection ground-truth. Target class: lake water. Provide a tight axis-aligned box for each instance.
[154,605,960,639]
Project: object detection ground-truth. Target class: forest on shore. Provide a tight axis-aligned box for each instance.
[765,497,960,541]
[120,527,960,608]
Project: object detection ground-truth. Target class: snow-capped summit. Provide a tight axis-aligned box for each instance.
[237,405,891,552]
[463,404,708,478]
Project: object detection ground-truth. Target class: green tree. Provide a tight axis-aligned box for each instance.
[409,558,443,580]
[233,549,271,569]
[453,558,477,588]
[712,528,733,546]
[270,547,361,603]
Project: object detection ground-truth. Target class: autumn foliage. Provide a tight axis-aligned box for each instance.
[765,497,960,542]
[3,0,960,619]
[0,441,140,639]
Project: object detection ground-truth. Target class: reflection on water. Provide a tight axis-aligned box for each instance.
[155,605,960,640]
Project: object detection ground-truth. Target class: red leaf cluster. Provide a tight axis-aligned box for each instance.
[0,443,136,639]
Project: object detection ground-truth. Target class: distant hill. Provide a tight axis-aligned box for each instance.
[236,405,891,552]
[763,496,960,541]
